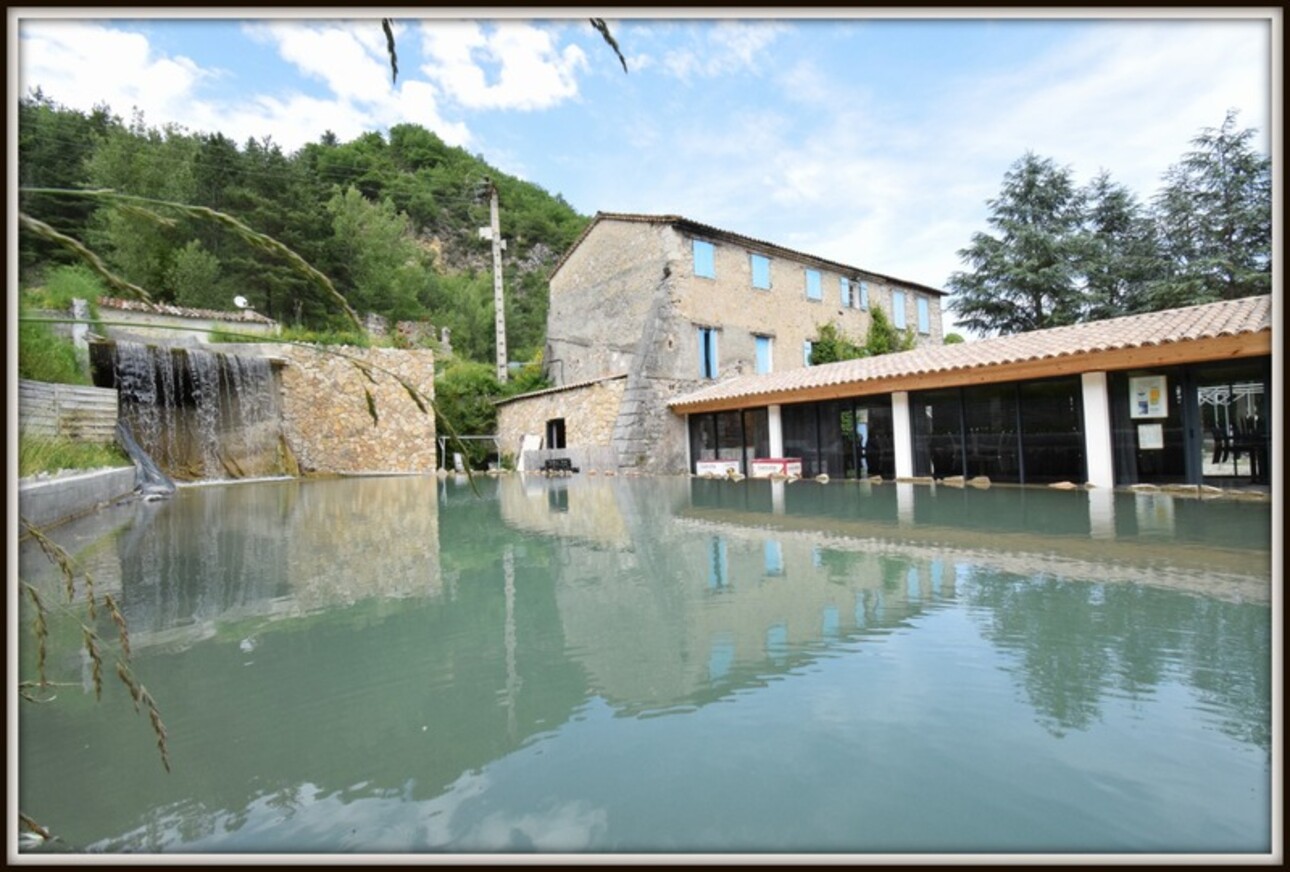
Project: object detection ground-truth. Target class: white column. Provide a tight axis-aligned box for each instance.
[892,391,914,479]
[1081,372,1115,488]
[768,404,784,458]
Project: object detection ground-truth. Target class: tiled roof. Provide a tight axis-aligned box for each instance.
[494,372,629,407]
[550,212,948,296]
[98,296,278,325]
[669,295,1273,410]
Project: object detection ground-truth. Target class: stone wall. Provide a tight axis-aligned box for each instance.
[547,220,672,386]
[277,345,437,474]
[496,376,626,469]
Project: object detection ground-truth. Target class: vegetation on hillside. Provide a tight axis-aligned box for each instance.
[18,89,590,365]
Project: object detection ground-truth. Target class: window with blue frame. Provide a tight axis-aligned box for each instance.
[803,339,813,367]
[840,277,851,307]
[755,335,772,374]
[698,326,719,379]
[859,280,869,310]
[693,239,715,279]
[917,296,931,334]
[892,289,907,329]
[805,269,822,301]
[751,253,771,289]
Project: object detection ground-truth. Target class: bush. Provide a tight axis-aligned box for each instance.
[434,360,504,468]
[25,264,107,313]
[18,320,89,385]
[19,434,129,478]
[277,325,374,348]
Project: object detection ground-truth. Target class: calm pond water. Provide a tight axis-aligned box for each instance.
[17,475,1272,855]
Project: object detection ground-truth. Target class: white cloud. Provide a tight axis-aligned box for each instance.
[19,20,207,116]
[18,19,472,154]
[245,20,393,105]
[659,20,785,82]
[418,20,587,111]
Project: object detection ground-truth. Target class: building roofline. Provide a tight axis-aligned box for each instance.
[493,372,629,407]
[549,212,949,296]
[669,295,1273,413]
[97,296,279,326]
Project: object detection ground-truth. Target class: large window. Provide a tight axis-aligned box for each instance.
[917,296,930,334]
[751,253,771,290]
[912,379,1085,483]
[755,335,773,374]
[912,388,963,478]
[698,327,718,379]
[777,398,895,480]
[1018,378,1085,483]
[962,383,1020,481]
[892,289,907,329]
[840,277,851,307]
[693,239,715,279]
[782,402,821,477]
[687,408,767,475]
[805,269,822,301]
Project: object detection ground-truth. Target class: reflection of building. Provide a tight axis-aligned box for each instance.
[672,296,1272,489]
[496,213,948,475]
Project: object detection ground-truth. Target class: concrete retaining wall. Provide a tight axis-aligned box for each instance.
[18,467,138,530]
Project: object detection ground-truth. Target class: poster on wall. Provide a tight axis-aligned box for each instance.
[1137,423,1164,450]
[1130,375,1168,419]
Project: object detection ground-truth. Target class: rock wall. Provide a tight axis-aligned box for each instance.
[277,345,437,474]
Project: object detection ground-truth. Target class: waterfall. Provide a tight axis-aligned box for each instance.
[111,341,285,481]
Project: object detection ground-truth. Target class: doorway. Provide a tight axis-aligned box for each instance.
[546,418,567,450]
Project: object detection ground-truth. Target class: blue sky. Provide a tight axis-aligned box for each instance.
[12,11,1276,334]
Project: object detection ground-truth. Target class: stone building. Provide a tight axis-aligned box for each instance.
[496,212,949,474]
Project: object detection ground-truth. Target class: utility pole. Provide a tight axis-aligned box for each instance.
[479,178,509,383]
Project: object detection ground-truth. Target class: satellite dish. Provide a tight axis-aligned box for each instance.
[233,295,249,309]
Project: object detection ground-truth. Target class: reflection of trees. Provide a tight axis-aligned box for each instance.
[969,574,1110,735]
[967,572,1270,748]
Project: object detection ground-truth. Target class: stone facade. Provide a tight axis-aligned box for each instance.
[542,214,948,474]
[276,345,437,474]
[495,376,627,470]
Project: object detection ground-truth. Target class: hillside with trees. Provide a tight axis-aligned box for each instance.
[18,89,590,365]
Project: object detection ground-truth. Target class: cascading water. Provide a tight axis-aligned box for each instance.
[110,341,287,481]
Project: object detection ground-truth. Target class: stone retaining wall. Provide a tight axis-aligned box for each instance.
[277,345,437,474]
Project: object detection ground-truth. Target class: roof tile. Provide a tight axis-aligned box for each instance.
[670,296,1272,409]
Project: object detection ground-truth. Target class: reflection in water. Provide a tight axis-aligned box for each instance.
[17,475,1271,854]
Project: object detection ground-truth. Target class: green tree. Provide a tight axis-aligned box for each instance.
[433,360,505,468]
[1080,170,1161,320]
[810,321,865,364]
[947,152,1087,336]
[167,239,223,309]
[1149,109,1271,308]
[324,185,429,322]
[17,89,117,281]
[864,306,916,355]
